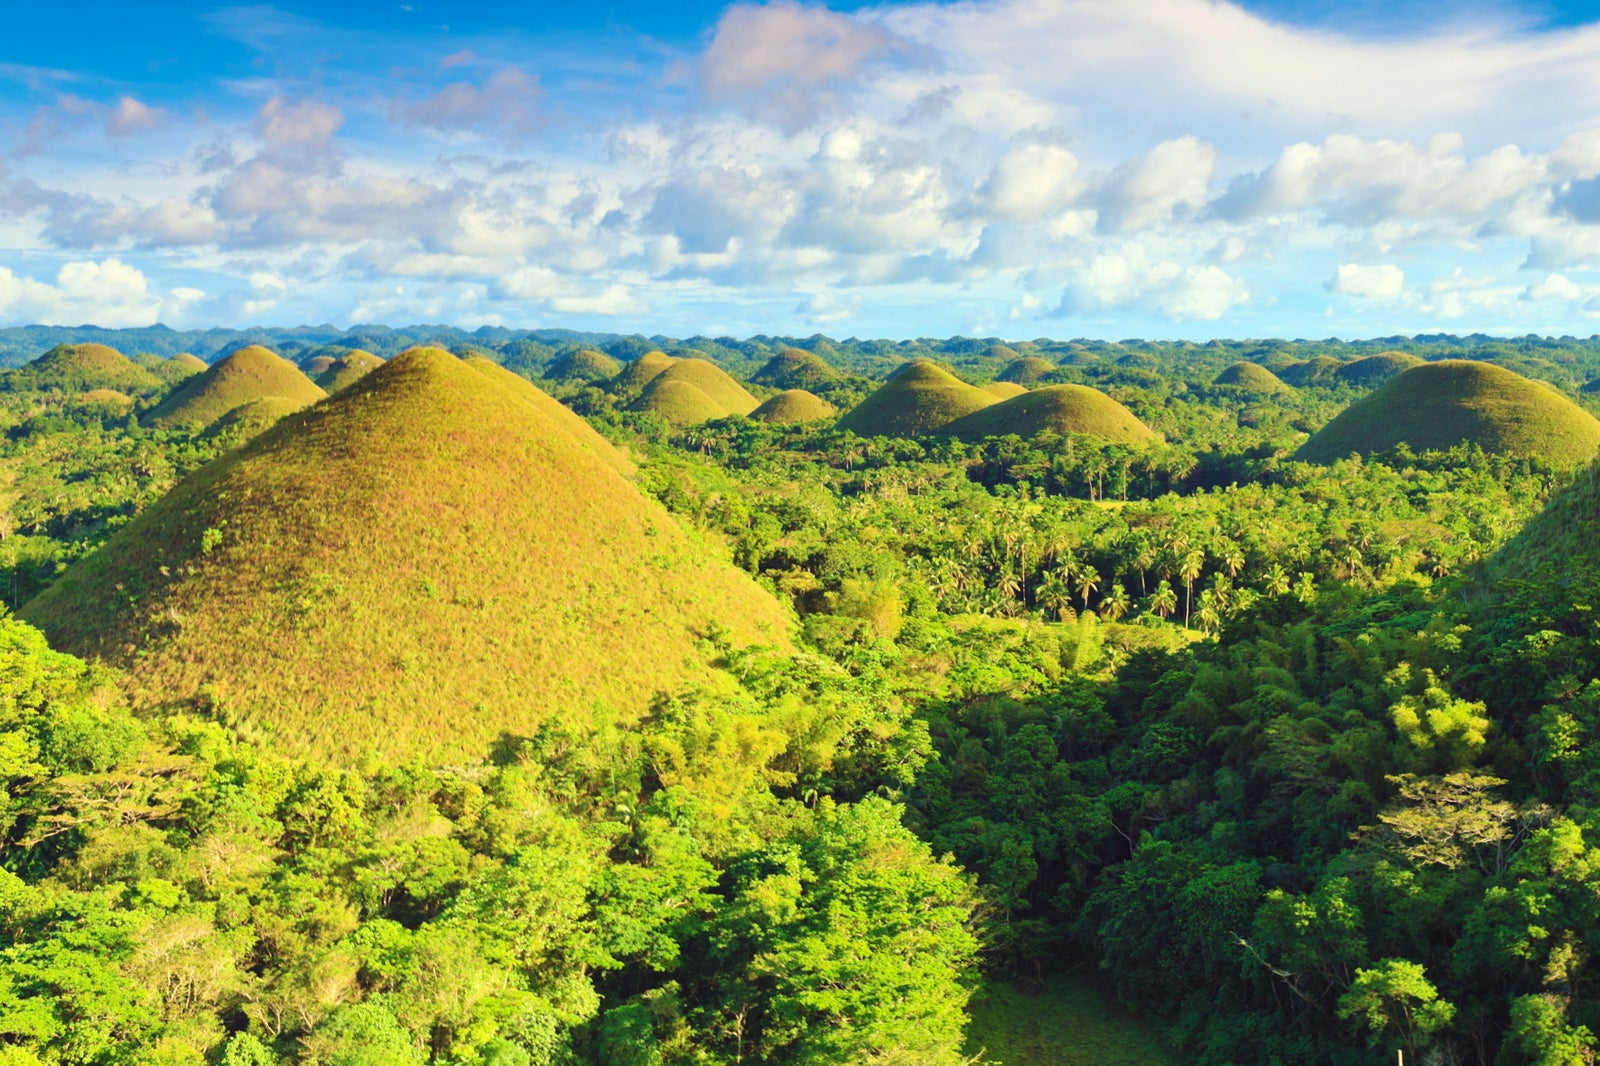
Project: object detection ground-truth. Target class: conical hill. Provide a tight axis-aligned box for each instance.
[1214,361,1292,395]
[943,385,1158,443]
[751,390,836,424]
[609,351,676,398]
[1334,351,1423,388]
[982,381,1029,400]
[144,346,326,429]
[835,360,996,438]
[631,359,760,423]
[545,348,622,385]
[752,348,839,390]
[997,357,1056,385]
[13,343,158,393]
[1280,355,1344,386]
[21,347,790,762]
[1296,360,1600,465]
[316,350,385,395]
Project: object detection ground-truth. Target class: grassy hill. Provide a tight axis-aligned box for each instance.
[22,346,790,762]
[610,350,677,398]
[835,360,996,438]
[944,384,1158,444]
[750,389,836,424]
[198,396,307,447]
[9,343,159,393]
[137,351,208,385]
[545,348,622,385]
[315,350,385,395]
[1279,355,1344,386]
[303,355,338,377]
[1490,457,1600,583]
[998,356,1057,385]
[1213,361,1292,395]
[631,359,760,423]
[463,356,634,478]
[144,346,327,430]
[751,347,840,390]
[1297,359,1600,464]
[1334,350,1423,387]
[983,381,1030,400]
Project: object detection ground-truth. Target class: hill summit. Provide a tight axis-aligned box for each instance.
[944,385,1158,443]
[751,389,836,424]
[11,343,159,393]
[751,348,839,390]
[144,346,326,429]
[1214,361,1292,395]
[315,350,385,395]
[630,358,760,423]
[835,360,996,438]
[23,347,790,761]
[1296,360,1600,465]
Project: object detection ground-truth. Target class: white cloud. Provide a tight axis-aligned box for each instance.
[1328,262,1407,300]
[0,257,166,327]
[391,68,542,138]
[1526,273,1584,301]
[981,143,1082,222]
[105,96,165,137]
[256,97,343,151]
[1099,136,1216,233]
[701,1,905,97]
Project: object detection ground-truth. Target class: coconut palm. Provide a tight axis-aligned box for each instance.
[1102,584,1131,623]
[1178,548,1205,628]
[1075,564,1101,610]
[1264,562,1290,597]
[1149,580,1178,622]
[1036,570,1073,622]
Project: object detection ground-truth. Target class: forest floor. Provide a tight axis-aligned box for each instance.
[965,972,1177,1066]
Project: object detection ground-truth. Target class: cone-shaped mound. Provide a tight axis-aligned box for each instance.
[752,348,840,390]
[1491,459,1600,583]
[303,355,338,377]
[16,343,157,393]
[751,389,837,424]
[997,357,1056,385]
[1297,360,1600,465]
[1214,361,1292,396]
[609,351,676,398]
[462,356,633,479]
[982,381,1029,400]
[943,385,1159,444]
[171,353,208,373]
[1280,355,1344,386]
[631,359,759,422]
[835,360,996,438]
[199,396,307,446]
[22,347,790,762]
[144,346,326,430]
[315,350,385,395]
[545,348,622,385]
[1334,351,1424,387]
[140,352,208,385]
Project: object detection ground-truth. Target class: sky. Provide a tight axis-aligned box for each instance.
[5,1,1600,339]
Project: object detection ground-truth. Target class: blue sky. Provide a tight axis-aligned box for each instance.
[4,0,1600,339]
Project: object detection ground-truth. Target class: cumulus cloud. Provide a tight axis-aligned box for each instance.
[701,1,906,96]
[1328,263,1407,300]
[256,97,343,151]
[1059,246,1247,321]
[0,258,171,327]
[391,68,543,138]
[105,96,165,137]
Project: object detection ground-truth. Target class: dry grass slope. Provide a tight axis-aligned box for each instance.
[199,396,307,447]
[1297,360,1600,465]
[144,346,327,430]
[982,381,1030,400]
[463,357,634,478]
[316,350,385,395]
[632,359,760,422]
[750,389,836,424]
[944,384,1159,443]
[1334,350,1424,387]
[17,343,159,393]
[1214,361,1292,395]
[751,348,840,389]
[997,357,1057,385]
[609,351,677,398]
[545,348,623,385]
[835,360,996,438]
[22,347,790,762]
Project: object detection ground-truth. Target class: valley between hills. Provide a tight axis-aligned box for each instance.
[5,328,1600,1065]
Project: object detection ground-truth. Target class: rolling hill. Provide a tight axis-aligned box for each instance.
[982,381,1029,400]
[943,385,1159,443]
[997,357,1057,385]
[835,360,996,438]
[545,348,623,385]
[21,347,791,762]
[751,348,840,390]
[10,343,159,393]
[1279,355,1344,387]
[1490,457,1600,583]
[609,351,677,398]
[1296,360,1600,465]
[631,359,760,423]
[315,350,385,395]
[143,346,327,430]
[1213,361,1292,396]
[1333,350,1424,388]
[750,389,837,424]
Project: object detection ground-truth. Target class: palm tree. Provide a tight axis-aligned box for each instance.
[1149,580,1178,622]
[1223,545,1244,579]
[1264,562,1290,597]
[1178,548,1205,629]
[1195,589,1222,637]
[1075,564,1101,610]
[1293,572,1316,604]
[1102,584,1131,623]
[1036,570,1073,622]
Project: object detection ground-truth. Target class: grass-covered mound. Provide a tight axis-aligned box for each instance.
[462,356,634,478]
[835,360,996,438]
[315,350,385,395]
[982,381,1029,400]
[137,352,208,385]
[750,389,837,424]
[545,348,622,385]
[609,351,676,398]
[1296,360,1600,465]
[631,359,760,422]
[1334,350,1424,387]
[997,356,1056,385]
[22,347,790,761]
[143,346,326,430]
[751,347,840,390]
[1213,361,1292,396]
[303,355,338,377]
[1279,355,1344,386]
[11,343,158,393]
[198,396,306,447]
[944,385,1158,443]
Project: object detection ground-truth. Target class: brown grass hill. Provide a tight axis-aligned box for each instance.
[12,343,159,394]
[943,385,1159,444]
[1334,351,1424,388]
[1280,355,1345,387]
[982,381,1029,400]
[315,350,385,395]
[750,389,837,424]
[198,396,307,448]
[834,360,997,438]
[461,356,634,479]
[631,359,760,423]
[1214,362,1293,396]
[21,346,791,762]
[545,348,623,386]
[751,348,840,391]
[1296,360,1600,465]
[609,351,677,399]
[136,352,208,386]
[998,357,1057,385]
[143,346,327,430]
[303,355,339,377]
